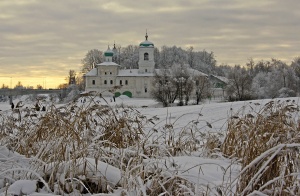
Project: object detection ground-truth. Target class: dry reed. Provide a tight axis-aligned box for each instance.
[0,95,216,195]
[222,99,300,195]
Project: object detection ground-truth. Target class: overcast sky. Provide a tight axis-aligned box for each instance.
[0,0,299,88]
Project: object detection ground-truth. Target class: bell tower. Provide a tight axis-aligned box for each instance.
[138,32,155,74]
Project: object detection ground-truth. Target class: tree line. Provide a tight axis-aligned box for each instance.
[1,81,44,90]
[223,58,300,101]
[81,45,217,74]
[57,45,300,105]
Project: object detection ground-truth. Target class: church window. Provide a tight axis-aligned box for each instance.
[144,53,149,60]
[105,72,107,75]
[145,69,147,73]
[125,80,128,85]
[120,80,122,85]
[110,72,112,75]
[104,80,107,84]
[92,80,95,85]
[110,80,113,84]
[145,87,147,93]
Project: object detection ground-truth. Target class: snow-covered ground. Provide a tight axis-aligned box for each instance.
[0,95,299,195]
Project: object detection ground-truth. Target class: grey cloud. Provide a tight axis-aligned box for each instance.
[0,0,299,87]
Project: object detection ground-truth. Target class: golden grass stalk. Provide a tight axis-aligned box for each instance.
[222,100,300,195]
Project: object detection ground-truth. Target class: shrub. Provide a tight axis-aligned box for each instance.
[114,91,121,97]
[122,91,132,98]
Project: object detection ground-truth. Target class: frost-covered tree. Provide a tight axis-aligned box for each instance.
[154,47,160,68]
[81,49,104,74]
[264,66,298,98]
[151,69,177,107]
[194,75,210,104]
[226,65,252,101]
[291,57,300,93]
[267,68,286,98]
[151,64,197,106]
[249,58,299,98]
[172,64,194,106]
[291,57,300,77]
[119,45,139,69]
[196,50,217,74]
[253,60,271,75]
[251,72,268,99]
[214,64,232,77]
[285,66,299,93]
[158,46,187,68]
[187,46,196,68]
[157,45,217,75]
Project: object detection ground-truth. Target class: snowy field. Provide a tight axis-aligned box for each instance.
[0,95,299,195]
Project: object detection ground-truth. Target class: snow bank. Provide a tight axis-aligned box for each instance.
[43,158,121,187]
[7,180,37,195]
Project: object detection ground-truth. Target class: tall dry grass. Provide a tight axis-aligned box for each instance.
[222,99,300,195]
[0,95,218,195]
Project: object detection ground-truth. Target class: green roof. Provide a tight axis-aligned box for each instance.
[139,40,154,47]
[104,50,114,56]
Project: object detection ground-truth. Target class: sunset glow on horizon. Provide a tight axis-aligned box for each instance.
[1,0,299,88]
[0,76,66,89]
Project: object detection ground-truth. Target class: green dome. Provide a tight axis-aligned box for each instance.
[104,49,114,57]
[139,40,154,47]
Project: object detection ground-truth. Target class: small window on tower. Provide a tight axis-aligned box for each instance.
[125,80,128,85]
[144,53,149,60]
[145,69,147,73]
[110,80,113,85]
[120,80,122,85]
[92,80,95,85]
[104,80,107,84]
[145,88,147,93]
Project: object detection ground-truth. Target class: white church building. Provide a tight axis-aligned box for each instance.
[84,33,159,98]
[84,34,221,99]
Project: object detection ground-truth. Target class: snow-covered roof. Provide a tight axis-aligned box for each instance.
[118,69,155,77]
[84,68,97,76]
[210,75,229,84]
[139,40,154,47]
[187,68,208,77]
[96,62,120,66]
[154,68,207,77]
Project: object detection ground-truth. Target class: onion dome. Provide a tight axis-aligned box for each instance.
[139,32,154,47]
[104,46,114,57]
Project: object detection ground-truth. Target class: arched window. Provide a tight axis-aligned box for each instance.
[144,53,149,60]
[104,80,107,84]
[110,80,113,85]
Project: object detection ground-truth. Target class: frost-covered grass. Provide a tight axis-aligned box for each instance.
[0,95,299,195]
[222,99,300,195]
